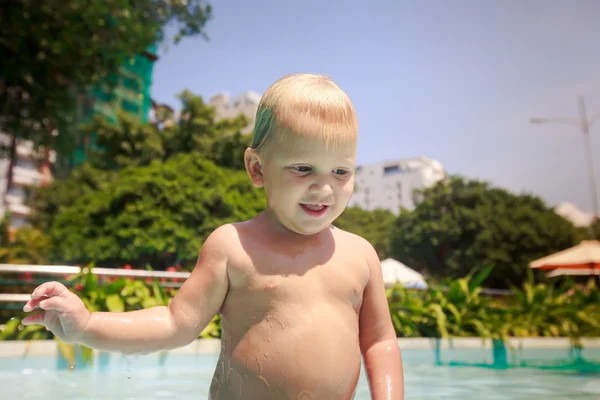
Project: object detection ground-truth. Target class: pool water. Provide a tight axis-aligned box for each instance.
[1,347,599,399]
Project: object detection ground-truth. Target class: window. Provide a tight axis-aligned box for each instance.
[396,182,402,201]
[383,165,403,175]
[94,90,115,103]
[121,100,140,115]
[10,215,28,228]
[16,158,36,169]
[7,186,25,198]
[122,76,140,91]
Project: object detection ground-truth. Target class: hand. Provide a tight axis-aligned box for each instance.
[22,281,91,344]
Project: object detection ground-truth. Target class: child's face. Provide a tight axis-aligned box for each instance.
[260,133,356,235]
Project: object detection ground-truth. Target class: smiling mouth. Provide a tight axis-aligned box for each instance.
[300,204,329,217]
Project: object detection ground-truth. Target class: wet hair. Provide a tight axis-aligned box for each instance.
[251,73,358,152]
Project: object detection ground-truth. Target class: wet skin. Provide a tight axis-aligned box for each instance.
[21,132,404,399]
[209,217,369,400]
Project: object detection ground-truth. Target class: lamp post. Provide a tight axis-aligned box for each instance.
[530,95,600,219]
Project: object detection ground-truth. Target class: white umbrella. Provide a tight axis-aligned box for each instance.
[380,258,427,289]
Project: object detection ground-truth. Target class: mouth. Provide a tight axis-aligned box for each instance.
[299,203,330,217]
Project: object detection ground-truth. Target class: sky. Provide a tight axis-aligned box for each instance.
[150,0,600,214]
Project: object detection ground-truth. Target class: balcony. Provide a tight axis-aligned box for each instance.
[7,202,31,216]
[0,133,57,162]
[12,166,43,186]
[5,194,23,205]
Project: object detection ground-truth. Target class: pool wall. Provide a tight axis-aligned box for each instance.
[1,337,599,358]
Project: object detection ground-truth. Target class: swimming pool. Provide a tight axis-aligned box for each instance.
[1,342,599,399]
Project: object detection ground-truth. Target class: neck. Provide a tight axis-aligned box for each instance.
[260,208,327,243]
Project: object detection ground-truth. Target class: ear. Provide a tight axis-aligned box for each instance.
[244,147,264,188]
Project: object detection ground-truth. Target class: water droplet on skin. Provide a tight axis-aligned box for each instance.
[264,353,268,358]
[266,315,285,329]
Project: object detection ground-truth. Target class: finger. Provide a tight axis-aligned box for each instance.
[39,296,68,312]
[31,281,70,300]
[23,297,45,312]
[22,313,46,326]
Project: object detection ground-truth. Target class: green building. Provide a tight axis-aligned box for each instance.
[60,44,158,169]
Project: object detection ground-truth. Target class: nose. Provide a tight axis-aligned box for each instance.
[308,176,334,199]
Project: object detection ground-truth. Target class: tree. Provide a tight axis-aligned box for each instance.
[334,206,395,259]
[580,217,600,240]
[30,164,116,233]
[44,155,264,269]
[80,91,250,170]
[29,89,258,268]
[0,0,212,150]
[0,214,51,264]
[390,176,582,288]
[593,218,600,240]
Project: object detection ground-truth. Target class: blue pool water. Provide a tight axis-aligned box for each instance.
[1,347,599,399]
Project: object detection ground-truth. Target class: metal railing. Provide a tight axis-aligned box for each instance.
[0,263,514,306]
[0,264,190,304]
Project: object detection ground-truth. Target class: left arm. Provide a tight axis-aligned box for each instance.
[358,241,404,400]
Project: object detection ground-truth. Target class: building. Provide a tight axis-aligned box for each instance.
[208,91,261,134]
[0,46,157,231]
[58,45,158,169]
[348,156,446,214]
[0,133,56,232]
[554,202,597,227]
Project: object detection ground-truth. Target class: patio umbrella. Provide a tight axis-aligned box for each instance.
[528,240,600,278]
[380,258,428,289]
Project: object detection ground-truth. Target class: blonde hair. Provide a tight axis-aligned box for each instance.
[251,73,358,151]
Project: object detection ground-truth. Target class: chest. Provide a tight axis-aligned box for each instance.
[228,249,370,310]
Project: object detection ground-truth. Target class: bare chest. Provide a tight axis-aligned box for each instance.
[226,249,370,312]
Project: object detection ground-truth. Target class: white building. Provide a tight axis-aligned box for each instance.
[348,156,446,214]
[554,202,597,227]
[0,133,55,232]
[208,91,261,134]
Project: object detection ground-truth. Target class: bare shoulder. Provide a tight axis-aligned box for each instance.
[200,223,243,260]
[206,220,261,262]
[204,223,238,247]
[330,226,379,266]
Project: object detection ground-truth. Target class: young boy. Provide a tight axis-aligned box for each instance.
[22,73,404,399]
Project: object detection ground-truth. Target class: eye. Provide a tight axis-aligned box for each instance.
[293,165,312,174]
[333,169,349,176]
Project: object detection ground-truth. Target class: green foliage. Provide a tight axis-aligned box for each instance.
[4,266,596,348]
[82,91,251,171]
[0,264,220,366]
[582,217,600,240]
[388,265,506,339]
[29,90,260,268]
[30,165,116,233]
[334,206,395,259]
[0,0,212,148]
[40,155,264,268]
[390,176,582,288]
[0,214,51,264]
[69,264,170,313]
[387,267,600,346]
[506,273,600,347]
[0,317,52,341]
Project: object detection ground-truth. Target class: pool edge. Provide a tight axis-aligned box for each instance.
[0,337,598,358]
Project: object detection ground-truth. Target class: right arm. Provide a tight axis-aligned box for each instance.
[23,225,232,355]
